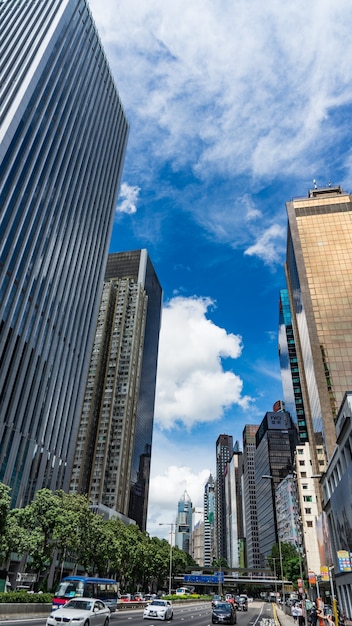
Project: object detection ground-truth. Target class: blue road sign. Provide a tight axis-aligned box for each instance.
[184,573,224,583]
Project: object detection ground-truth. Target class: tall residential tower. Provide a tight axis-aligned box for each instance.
[70,250,162,530]
[0,0,128,507]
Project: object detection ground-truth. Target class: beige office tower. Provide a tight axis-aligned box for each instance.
[285,185,352,471]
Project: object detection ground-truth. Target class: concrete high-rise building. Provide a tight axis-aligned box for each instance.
[285,185,352,464]
[254,411,298,561]
[190,508,204,566]
[70,250,162,530]
[0,0,128,507]
[224,441,244,568]
[275,473,302,546]
[216,434,233,561]
[204,473,216,566]
[175,491,192,553]
[242,424,260,569]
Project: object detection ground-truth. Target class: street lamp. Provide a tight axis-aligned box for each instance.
[271,557,278,600]
[159,523,175,596]
[262,475,285,602]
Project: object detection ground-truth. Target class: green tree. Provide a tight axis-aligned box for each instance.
[0,484,196,594]
[269,542,304,589]
[212,557,229,569]
[53,491,103,576]
[99,517,125,578]
[0,483,11,565]
[14,489,63,575]
[142,536,171,591]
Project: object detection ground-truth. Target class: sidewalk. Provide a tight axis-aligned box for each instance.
[276,603,296,626]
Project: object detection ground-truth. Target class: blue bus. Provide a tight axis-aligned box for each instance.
[52,576,119,612]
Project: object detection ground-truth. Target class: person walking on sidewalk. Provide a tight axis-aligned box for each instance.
[296,603,305,626]
[309,607,318,626]
[292,604,299,623]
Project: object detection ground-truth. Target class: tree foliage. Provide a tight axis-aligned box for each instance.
[269,542,305,589]
[0,484,197,592]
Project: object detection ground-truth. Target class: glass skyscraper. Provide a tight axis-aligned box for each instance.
[278,289,308,442]
[203,473,216,566]
[216,433,233,561]
[0,0,129,507]
[254,411,298,560]
[285,185,352,463]
[175,490,192,553]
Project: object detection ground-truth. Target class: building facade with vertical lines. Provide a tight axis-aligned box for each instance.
[203,473,216,566]
[0,0,129,507]
[215,433,233,561]
[70,250,162,530]
[242,424,260,569]
[285,186,352,464]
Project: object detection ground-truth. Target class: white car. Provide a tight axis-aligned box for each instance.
[143,599,173,620]
[46,597,110,626]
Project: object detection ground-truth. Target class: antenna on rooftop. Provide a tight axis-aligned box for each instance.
[313,179,318,189]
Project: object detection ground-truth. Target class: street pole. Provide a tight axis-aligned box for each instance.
[272,557,278,600]
[168,530,173,596]
[262,475,285,603]
[159,522,174,596]
[329,566,338,626]
[278,537,285,603]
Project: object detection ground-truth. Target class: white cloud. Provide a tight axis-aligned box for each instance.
[116,182,140,215]
[89,0,352,180]
[146,429,213,539]
[88,0,352,260]
[154,296,252,430]
[244,223,286,265]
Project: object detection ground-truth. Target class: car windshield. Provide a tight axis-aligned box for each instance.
[215,603,231,612]
[65,600,92,610]
[151,600,166,606]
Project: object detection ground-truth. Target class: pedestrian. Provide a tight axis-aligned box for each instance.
[309,607,318,626]
[296,603,305,626]
[292,604,299,622]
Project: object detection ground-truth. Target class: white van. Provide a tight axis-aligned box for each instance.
[176,587,191,595]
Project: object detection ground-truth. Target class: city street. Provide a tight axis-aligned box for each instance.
[0,600,278,626]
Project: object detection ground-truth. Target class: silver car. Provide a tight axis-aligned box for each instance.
[143,599,173,620]
[46,597,110,626]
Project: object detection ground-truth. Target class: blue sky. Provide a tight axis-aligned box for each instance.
[88,0,352,539]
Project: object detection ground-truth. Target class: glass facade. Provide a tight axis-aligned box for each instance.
[175,491,193,553]
[0,0,129,507]
[204,473,216,566]
[278,289,309,442]
[224,447,244,568]
[285,187,352,460]
[216,434,233,561]
[254,411,298,559]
